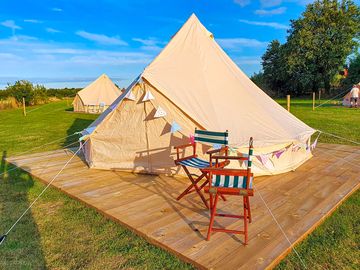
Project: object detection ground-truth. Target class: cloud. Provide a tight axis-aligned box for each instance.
[52,8,63,12]
[233,0,251,7]
[11,35,38,41]
[1,20,21,30]
[217,38,267,49]
[260,0,282,8]
[76,31,128,46]
[239,19,288,29]
[0,53,23,61]
[255,7,287,16]
[46,27,61,33]
[24,19,42,23]
[0,37,151,66]
[132,37,165,51]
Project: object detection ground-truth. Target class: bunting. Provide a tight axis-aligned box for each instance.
[142,90,155,102]
[311,137,318,150]
[273,149,286,159]
[212,144,221,150]
[124,90,136,101]
[154,106,167,118]
[189,135,195,144]
[170,121,181,133]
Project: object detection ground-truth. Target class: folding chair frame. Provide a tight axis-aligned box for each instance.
[203,137,254,244]
[174,131,229,209]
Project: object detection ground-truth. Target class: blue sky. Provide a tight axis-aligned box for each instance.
[0,0,348,88]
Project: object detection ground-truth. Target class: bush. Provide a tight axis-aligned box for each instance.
[6,80,35,105]
[1,81,81,106]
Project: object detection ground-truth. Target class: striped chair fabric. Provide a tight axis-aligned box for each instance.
[195,129,228,146]
[178,157,214,169]
[211,174,253,189]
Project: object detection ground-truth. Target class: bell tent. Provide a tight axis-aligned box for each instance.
[80,14,316,176]
[73,74,121,113]
[342,84,360,107]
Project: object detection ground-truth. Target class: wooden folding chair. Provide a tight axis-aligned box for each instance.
[174,128,229,208]
[203,137,254,244]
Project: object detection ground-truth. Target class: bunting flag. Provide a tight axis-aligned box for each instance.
[124,90,136,101]
[170,121,181,133]
[154,106,167,118]
[142,90,155,102]
[228,146,237,154]
[189,135,195,144]
[256,153,274,169]
[292,144,301,152]
[257,154,269,165]
[274,149,286,159]
[311,138,318,150]
[212,144,221,150]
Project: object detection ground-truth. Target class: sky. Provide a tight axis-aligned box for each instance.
[0,0,347,89]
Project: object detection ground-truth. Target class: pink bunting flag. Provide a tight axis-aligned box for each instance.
[311,138,318,150]
[274,149,285,159]
[189,135,195,144]
[257,154,269,165]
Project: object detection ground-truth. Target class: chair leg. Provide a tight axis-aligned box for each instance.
[207,193,219,241]
[243,197,248,245]
[181,167,209,208]
[177,169,206,201]
[246,196,252,223]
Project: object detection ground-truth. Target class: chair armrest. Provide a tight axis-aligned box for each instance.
[174,143,194,150]
[206,146,228,155]
[174,143,196,161]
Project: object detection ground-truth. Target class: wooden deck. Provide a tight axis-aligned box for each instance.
[7,143,360,269]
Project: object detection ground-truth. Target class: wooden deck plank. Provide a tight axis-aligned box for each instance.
[6,143,359,270]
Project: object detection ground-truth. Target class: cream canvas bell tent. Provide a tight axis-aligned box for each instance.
[80,14,316,176]
[342,84,359,107]
[73,74,121,113]
[343,91,352,107]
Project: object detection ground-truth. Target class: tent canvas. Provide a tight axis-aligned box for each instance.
[73,74,121,113]
[343,84,360,107]
[80,14,315,176]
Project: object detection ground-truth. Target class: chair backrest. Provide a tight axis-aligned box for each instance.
[194,128,228,146]
[207,137,254,190]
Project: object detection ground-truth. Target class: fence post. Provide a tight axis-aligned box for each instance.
[22,97,26,117]
[312,92,315,110]
[287,95,290,112]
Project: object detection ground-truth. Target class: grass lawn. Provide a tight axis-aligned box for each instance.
[0,99,358,269]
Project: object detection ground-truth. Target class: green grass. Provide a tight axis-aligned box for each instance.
[0,100,193,269]
[0,99,358,269]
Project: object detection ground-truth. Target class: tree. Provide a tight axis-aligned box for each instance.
[342,53,360,88]
[286,0,360,93]
[261,40,289,96]
[250,71,273,95]
[6,80,34,105]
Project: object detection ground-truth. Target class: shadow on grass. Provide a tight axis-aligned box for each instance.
[0,151,47,269]
[62,118,94,149]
